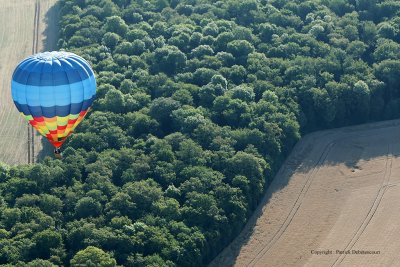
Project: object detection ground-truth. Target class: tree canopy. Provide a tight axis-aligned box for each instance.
[1,0,399,266]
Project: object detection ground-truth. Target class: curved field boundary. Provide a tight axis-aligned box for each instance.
[209,120,400,267]
[249,132,394,267]
[247,141,335,266]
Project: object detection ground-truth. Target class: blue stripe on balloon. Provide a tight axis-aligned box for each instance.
[12,68,94,86]
[68,55,94,77]
[11,78,96,107]
[14,96,95,117]
[12,56,95,86]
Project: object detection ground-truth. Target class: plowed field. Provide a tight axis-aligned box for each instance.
[210,120,400,267]
[0,0,58,164]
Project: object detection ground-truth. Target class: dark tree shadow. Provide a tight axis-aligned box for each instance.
[42,1,60,52]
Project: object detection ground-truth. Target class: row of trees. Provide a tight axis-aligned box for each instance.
[0,0,399,266]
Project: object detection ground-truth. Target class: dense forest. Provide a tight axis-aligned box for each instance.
[0,0,399,266]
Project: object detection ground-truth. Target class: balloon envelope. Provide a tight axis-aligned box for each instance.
[11,51,96,148]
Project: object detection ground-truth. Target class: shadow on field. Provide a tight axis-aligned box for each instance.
[36,135,53,162]
[42,1,60,52]
[208,119,400,266]
[36,1,60,162]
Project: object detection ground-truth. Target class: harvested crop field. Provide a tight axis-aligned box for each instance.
[210,120,400,267]
[0,0,58,164]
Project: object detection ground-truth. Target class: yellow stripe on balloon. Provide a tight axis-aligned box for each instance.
[19,111,87,145]
[69,114,79,119]
[45,122,57,131]
[57,116,69,126]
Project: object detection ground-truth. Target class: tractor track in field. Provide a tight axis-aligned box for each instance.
[0,0,56,164]
[330,144,393,267]
[247,141,335,266]
[247,131,394,267]
[210,121,400,267]
[0,1,36,165]
[28,0,40,163]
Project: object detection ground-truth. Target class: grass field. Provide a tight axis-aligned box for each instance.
[210,120,400,267]
[0,0,58,165]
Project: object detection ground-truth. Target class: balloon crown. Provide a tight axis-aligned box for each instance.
[33,51,73,61]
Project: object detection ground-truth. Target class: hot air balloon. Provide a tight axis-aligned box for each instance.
[11,51,96,158]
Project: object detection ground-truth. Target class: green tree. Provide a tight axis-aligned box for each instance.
[32,229,63,259]
[102,32,120,49]
[102,16,128,36]
[100,89,125,113]
[152,46,187,75]
[75,197,102,218]
[227,40,255,64]
[70,246,117,267]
